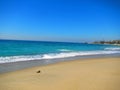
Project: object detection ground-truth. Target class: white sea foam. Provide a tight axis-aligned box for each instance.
[0,50,120,63]
[105,47,120,51]
[58,49,72,52]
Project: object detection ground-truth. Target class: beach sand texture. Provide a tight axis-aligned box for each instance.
[0,57,120,90]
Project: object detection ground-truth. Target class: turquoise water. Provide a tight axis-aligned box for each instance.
[0,40,120,63]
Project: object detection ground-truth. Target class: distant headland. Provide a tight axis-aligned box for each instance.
[93,40,120,46]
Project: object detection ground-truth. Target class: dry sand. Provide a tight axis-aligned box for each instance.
[0,57,120,90]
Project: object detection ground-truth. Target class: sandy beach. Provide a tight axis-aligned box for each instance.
[0,57,120,90]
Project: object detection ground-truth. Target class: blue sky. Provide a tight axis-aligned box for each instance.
[0,0,120,42]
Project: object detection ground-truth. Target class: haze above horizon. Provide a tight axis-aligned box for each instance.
[0,0,120,42]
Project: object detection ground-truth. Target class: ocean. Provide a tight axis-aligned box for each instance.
[0,40,120,64]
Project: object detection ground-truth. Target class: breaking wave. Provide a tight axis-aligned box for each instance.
[58,49,73,52]
[104,47,120,51]
[0,50,120,63]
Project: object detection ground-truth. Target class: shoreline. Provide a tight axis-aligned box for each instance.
[0,53,120,74]
[0,56,120,90]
